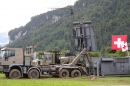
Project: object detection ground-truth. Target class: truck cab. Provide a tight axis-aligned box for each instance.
[38,51,76,65]
[0,47,23,75]
[0,47,24,66]
[38,51,60,65]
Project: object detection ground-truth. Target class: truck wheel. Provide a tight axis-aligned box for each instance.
[9,69,21,79]
[59,69,69,78]
[28,69,39,79]
[71,70,81,78]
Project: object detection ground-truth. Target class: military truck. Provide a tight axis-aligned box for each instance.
[0,46,91,79]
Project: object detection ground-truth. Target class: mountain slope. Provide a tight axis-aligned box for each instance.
[7,0,130,51]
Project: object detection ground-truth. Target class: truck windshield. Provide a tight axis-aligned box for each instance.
[39,54,44,59]
[0,50,5,58]
[44,54,52,60]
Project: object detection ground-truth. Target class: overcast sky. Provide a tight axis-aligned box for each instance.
[0,0,77,33]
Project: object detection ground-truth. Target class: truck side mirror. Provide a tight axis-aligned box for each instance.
[5,53,8,61]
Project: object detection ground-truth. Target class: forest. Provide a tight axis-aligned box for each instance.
[7,0,130,56]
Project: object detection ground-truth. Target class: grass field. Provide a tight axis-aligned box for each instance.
[0,74,130,86]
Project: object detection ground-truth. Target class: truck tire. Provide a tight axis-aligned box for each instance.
[59,69,69,78]
[9,69,21,79]
[71,70,81,78]
[28,69,39,79]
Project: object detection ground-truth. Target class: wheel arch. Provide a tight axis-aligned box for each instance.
[27,67,41,75]
[9,64,23,76]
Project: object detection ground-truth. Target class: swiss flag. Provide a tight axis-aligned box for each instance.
[111,35,128,51]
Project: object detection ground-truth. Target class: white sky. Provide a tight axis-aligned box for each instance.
[0,0,77,33]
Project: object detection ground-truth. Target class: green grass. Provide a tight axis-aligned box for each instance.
[0,74,130,86]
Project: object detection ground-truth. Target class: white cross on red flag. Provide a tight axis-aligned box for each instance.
[111,35,128,52]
